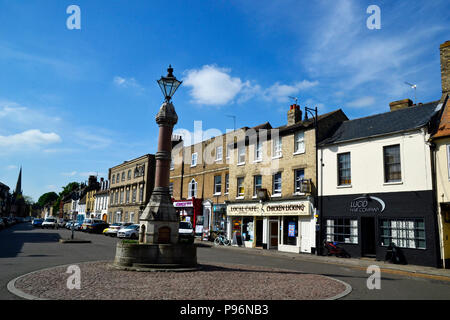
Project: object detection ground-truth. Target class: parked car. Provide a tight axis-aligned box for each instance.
[0,219,4,230]
[58,219,68,228]
[178,221,195,244]
[117,224,140,239]
[81,218,103,232]
[88,221,109,234]
[73,222,83,231]
[42,217,58,229]
[1,217,9,227]
[32,218,44,228]
[103,222,132,237]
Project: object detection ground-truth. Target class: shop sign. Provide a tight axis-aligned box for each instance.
[262,201,310,216]
[350,196,385,213]
[174,200,194,208]
[227,201,310,216]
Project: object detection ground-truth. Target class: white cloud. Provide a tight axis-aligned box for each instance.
[113,76,144,91]
[347,96,376,108]
[183,65,318,106]
[183,65,245,105]
[263,80,319,103]
[61,171,77,177]
[0,129,61,148]
[6,165,18,170]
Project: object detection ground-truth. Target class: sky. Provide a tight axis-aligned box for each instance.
[0,0,449,202]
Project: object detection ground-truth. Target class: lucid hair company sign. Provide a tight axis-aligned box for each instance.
[350,196,385,214]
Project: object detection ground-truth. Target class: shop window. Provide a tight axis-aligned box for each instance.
[232,217,242,237]
[214,175,221,195]
[237,177,245,197]
[383,144,401,182]
[337,152,351,185]
[273,172,282,195]
[380,218,426,249]
[294,131,305,154]
[326,218,358,244]
[242,217,254,241]
[283,216,298,245]
[253,175,262,196]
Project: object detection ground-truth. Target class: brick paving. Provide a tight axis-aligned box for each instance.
[13,261,348,300]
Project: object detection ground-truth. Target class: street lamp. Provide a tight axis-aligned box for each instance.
[139,65,182,244]
[304,106,320,255]
[157,65,182,102]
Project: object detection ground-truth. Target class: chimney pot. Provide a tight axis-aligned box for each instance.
[389,98,414,112]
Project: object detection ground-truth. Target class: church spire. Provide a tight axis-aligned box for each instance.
[14,166,22,196]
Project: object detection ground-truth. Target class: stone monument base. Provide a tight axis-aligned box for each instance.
[113,241,198,272]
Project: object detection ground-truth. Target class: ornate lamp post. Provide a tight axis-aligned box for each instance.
[139,66,182,244]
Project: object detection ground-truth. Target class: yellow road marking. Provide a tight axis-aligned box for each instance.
[350,266,450,282]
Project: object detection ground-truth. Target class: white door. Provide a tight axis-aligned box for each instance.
[300,218,314,253]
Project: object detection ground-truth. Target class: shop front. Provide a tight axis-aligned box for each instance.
[320,191,440,267]
[226,199,315,253]
[173,198,203,236]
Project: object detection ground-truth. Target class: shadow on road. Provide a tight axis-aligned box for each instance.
[0,223,61,258]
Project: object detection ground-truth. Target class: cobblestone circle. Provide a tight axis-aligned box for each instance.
[14,261,349,300]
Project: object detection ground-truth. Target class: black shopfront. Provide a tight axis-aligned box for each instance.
[320,191,440,267]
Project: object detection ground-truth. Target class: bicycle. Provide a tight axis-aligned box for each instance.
[214,233,231,246]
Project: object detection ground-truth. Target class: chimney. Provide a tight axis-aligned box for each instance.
[440,40,450,99]
[287,104,302,126]
[389,99,413,112]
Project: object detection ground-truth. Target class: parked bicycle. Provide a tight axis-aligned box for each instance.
[214,233,231,246]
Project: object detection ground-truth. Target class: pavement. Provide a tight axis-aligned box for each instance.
[195,239,450,281]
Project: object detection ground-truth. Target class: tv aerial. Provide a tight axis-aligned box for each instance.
[404,82,417,105]
[288,96,299,105]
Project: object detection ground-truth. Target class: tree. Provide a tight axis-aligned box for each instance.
[37,192,59,208]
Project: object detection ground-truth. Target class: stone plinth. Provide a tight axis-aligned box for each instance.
[113,241,197,270]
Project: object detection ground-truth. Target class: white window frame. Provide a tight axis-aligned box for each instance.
[191,152,198,167]
[272,172,282,196]
[294,131,305,154]
[272,137,282,158]
[294,169,305,194]
[254,141,262,162]
[214,175,222,195]
[216,146,223,161]
[253,175,262,197]
[225,174,229,194]
[238,145,246,165]
[188,179,197,198]
[237,177,245,198]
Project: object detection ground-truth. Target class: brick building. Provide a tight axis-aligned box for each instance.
[226,104,347,253]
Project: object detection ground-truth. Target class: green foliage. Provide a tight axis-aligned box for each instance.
[37,192,59,208]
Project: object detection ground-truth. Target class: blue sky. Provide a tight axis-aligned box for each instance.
[0,0,449,202]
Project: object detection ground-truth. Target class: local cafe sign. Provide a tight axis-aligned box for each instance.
[350,195,385,213]
[227,201,310,216]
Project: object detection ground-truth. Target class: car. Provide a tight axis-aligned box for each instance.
[42,217,58,229]
[32,218,44,228]
[81,218,103,232]
[178,221,195,244]
[58,219,68,228]
[1,217,9,228]
[66,221,74,229]
[73,222,83,231]
[88,221,109,234]
[103,222,133,237]
[117,224,140,239]
[0,219,4,230]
